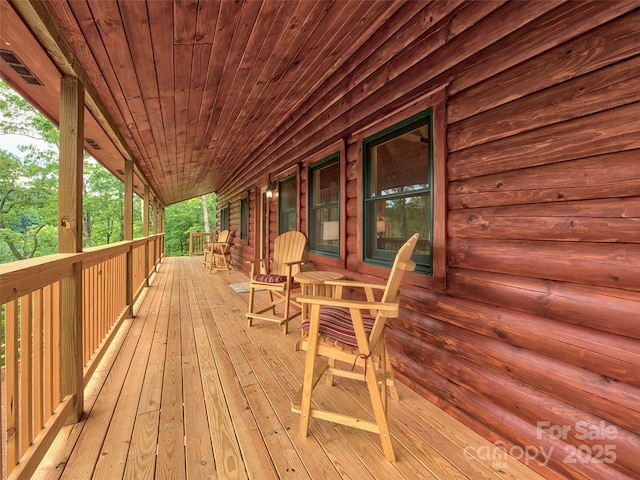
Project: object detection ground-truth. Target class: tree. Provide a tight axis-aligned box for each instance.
[0,82,59,262]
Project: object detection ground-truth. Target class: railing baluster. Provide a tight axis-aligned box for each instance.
[20,293,33,454]
[5,299,19,473]
[44,283,53,417]
[33,289,44,431]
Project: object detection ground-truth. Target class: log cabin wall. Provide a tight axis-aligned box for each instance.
[217,2,640,478]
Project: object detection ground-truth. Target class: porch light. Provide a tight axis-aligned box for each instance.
[265,174,275,199]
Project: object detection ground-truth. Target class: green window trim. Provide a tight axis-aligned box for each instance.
[362,108,433,274]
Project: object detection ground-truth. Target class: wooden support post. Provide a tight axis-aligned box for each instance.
[143,185,150,285]
[58,76,84,423]
[124,160,133,317]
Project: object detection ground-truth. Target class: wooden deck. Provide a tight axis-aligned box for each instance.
[32,256,545,480]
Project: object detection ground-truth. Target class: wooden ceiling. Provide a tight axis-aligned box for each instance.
[1,0,409,206]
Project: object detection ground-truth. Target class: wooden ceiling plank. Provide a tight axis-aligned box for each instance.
[194,0,264,167]
[197,0,291,177]
[149,0,175,99]
[194,0,221,45]
[221,0,449,194]
[198,0,329,180]
[219,0,395,180]
[173,43,193,168]
[219,0,398,183]
[58,0,144,162]
[223,0,459,191]
[183,42,215,170]
[190,0,243,166]
[119,0,159,101]
[173,0,198,45]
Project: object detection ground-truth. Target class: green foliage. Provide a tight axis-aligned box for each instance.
[164,195,217,256]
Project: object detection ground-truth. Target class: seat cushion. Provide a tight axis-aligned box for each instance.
[213,247,224,254]
[301,306,375,347]
[253,273,287,283]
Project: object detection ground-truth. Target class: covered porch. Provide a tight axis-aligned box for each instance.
[32,256,542,480]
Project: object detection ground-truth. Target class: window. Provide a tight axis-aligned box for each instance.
[363,109,432,273]
[220,205,229,231]
[278,174,297,234]
[240,197,248,240]
[308,154,340,256]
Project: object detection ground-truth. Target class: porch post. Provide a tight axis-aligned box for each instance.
[124,160,133,316]
[58,76,84,422]
[143,185,150,285]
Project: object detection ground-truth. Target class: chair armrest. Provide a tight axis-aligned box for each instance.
[296,295,399,315]
[323,279,386,290]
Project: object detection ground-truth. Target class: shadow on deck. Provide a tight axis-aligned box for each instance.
[32,256,545,480]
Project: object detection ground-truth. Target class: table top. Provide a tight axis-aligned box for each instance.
[294,271,344,284]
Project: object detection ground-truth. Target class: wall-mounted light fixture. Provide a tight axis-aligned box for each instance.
[265,173,275,199]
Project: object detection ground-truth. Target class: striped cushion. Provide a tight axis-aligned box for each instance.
[213,247,224,254]
[253,273,287,283]
[301,306,375,347]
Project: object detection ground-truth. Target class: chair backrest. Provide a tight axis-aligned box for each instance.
[272,231,307,276]
[369,233,419,348]
[381,233,418,304]
[217,229,230,243]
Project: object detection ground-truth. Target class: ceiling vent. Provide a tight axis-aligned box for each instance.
[85,138,101,150]
[0,49,43,86]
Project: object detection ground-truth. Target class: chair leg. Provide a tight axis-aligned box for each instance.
[299,304,321,437]
[326,358,335,387]
[384,347,400,401]
[364,356,395,462]
[247,286,255,327]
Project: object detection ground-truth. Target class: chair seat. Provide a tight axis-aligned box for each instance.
[213,247,224,254]
[253,273,288,283]
[301,306,375,348]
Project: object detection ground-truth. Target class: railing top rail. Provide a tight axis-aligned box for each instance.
[1,234,165,304]
[0,253,79,304]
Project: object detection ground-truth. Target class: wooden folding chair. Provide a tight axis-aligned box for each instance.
[210,230,235,273]
[246,231,307,334]
[291,233,419,462]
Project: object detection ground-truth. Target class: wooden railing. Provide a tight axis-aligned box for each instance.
[188,231,216,256]
[0,234,163,479]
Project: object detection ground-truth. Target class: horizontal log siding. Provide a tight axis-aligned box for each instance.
[217,3,640,478]
[434,4,640,479]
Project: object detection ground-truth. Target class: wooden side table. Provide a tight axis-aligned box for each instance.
[294,271,344,320]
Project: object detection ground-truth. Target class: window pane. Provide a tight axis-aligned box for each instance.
[363,109,432,272]
[375,195,430,256]
[280,177,296,211]
[309,156,340,255]
[313,162,339,205]
[279,176,297,233]
[370,124,429,197]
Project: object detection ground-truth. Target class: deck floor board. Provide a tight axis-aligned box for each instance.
[33,256,546,480]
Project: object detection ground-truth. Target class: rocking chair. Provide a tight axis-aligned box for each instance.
[246,231,307,334]
[291,233,419,462]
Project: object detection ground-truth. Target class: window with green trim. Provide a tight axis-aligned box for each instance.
[220,205,229,231]
[308,154,340,256]
[363,109,432,273]
[240,197,248,240]
[278,174,297,234]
